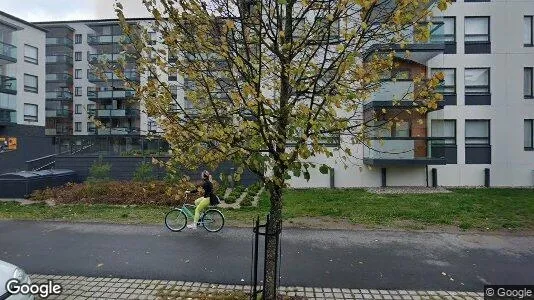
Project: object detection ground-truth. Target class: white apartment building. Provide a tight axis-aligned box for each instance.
[26,0,534,187]
[0,11,51,173]
[289,0,534,188]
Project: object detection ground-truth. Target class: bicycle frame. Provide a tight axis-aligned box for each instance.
[180,204,196,219]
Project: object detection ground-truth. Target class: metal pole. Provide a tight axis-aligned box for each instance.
[262,214,270,300]
[252,216,259,299]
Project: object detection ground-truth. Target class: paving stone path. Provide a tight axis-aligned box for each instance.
[30,274,484,300]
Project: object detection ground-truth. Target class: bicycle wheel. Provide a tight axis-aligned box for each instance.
[201,209,225,232]
[165,209,187,232]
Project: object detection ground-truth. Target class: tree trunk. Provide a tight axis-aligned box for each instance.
[263,183,283,299]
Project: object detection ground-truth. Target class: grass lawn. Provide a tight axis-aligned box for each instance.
[1,188,533,232]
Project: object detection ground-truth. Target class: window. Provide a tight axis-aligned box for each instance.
[432,17,455,42]
[24,45,38,64]
[75,51,82,61]
[24,74,38,93]
[75,122,82,132]
[23,104,38,122]
[525,16,533,47]
[432,68,456,94]
[75,34,82,44]
[75,69,82,79]
[75,87,82,96]
[75,104,82,114]
[525,68,533,99]
[432,120,456,145]
[465,17,490,42]
[465,68,490,94]
[88,122,96,133]
[525,120,534,150]
[148,32,157,45]
[466,120,490,145]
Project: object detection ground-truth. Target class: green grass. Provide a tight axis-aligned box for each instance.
[1,188,534,231]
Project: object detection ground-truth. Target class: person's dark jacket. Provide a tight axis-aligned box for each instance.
[192,180,218,205]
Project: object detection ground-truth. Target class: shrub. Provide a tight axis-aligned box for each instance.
[29,180,194,206]
[133,162,154,182]
[224,196,237,204]
[241,195,253,207]
[87,158,111,182]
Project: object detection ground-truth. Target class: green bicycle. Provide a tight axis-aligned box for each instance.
[165,194,225,232]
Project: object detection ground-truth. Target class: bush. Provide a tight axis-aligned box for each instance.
[241,195,253,207]
[87,158,111,182]
[224,196,237,204]
[133,162,154,182]
[29,180,194,206]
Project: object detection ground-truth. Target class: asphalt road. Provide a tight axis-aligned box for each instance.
[1,220,533,291]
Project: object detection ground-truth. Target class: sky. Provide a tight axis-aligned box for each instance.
[0,0,150,22]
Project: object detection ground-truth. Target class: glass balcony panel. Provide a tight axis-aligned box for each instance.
[46,37,74,48]
[0,41,17,61]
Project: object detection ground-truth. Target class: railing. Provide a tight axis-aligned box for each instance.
[0,111,16,125]
[0,75,17,94]
[88,53,134,64]
[87,89,135,101]
[46,37,74,48]
[363,137,445,161]
[46,54,73,64]
[371,80,414,103]
[0,41,17,61]
[87,35,131,45]
[45,128,72,135]
[46,109,72,118]
[46,90,73,101]
[87,70,140,82]
[46,73,73,82]
[94,109,140,118]
[96,127,141,135]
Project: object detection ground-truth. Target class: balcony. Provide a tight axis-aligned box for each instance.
[45,109,72,118]
[96,127,141,135]
[46,54,73,65]
[364,23,445,64]
[46,73,73,84]
[87,35,132,45]
[363,137,447,166]
[0,75,17,95]
[88,53,135,64]
[87,70,140,83]
[46,90,73,101]
[0,41,17,64]
[46,37,74,48]
[93,109,140,119]
[364,80,443,111]
[87,89,135,101]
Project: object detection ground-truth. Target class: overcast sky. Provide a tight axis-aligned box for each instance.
[0,0,150,22]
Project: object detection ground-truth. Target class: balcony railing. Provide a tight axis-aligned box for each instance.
[0,75,17,95]
[0,41,17,63]
[88,53,135,64]
[46,37,74,48]
[87,89,135,101]
[46,54,73,65]
[45,109,72,118]
[364,80,444,111]
[94,109,140,118]
[87,70,140,83]
[87,35,132,45]
[96,127,141,135]
[46,90,73,101]
[46,73,73,83]
[363,137,447,165]
[45,128,72,136]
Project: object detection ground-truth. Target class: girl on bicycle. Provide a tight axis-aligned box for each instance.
[186,170,215,229]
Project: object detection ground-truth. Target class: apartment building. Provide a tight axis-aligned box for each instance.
[290,0,534,188]
[0,11,53,171]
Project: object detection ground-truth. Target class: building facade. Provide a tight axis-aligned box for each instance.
[0,11,53,172]
[21,0,534,187]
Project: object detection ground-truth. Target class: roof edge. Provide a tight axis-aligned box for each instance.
[33,17,155,25]
[0,10,48,33]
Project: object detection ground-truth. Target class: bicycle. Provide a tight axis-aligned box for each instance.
[164,193,225,232]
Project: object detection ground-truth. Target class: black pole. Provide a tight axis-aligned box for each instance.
[252,216,259,299]
[484,168,490,187]
[432,168,438,188]
[262,214,270,300]
[381,168,387,187]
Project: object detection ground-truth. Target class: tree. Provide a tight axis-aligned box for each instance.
[114,0,449,297]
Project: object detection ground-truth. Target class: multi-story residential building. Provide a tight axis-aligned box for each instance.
[0,11,53,171]
[290,0,534,188]
[19,0,534,187]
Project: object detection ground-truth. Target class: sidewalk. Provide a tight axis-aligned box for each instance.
[31,274,484,300]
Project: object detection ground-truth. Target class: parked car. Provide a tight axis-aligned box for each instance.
[0,260,33,300]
